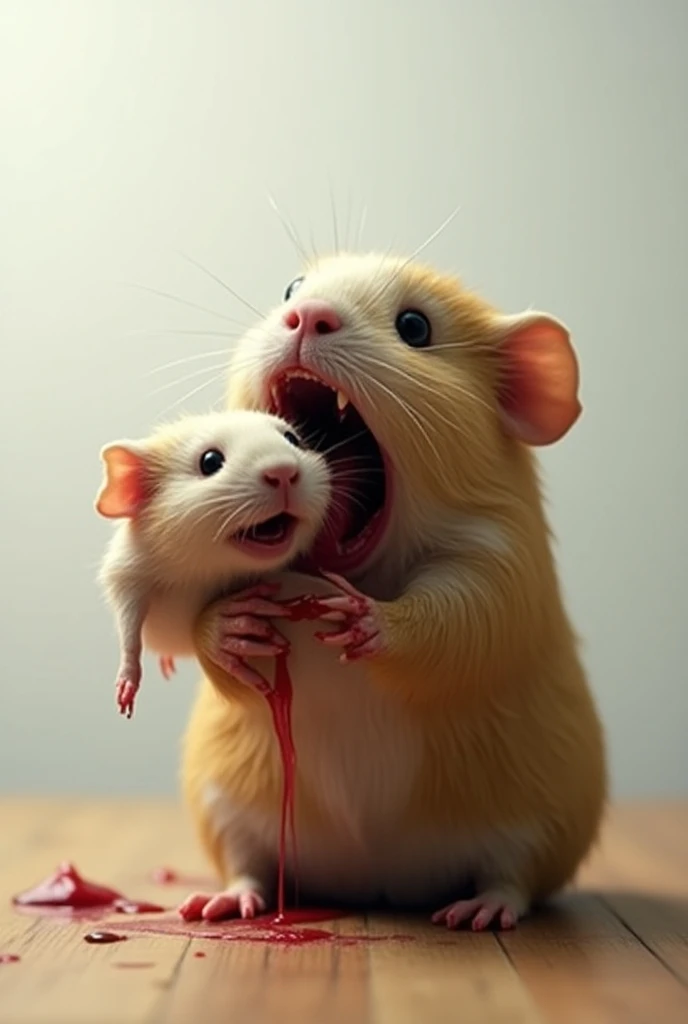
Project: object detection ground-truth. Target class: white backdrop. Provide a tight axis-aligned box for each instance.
[1,0,686,797]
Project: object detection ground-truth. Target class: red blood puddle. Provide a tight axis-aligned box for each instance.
[84,931,127,944]
[12,863,166,921]
[111,908,412,947]
[13,862,121,909]
[0,954,20,964]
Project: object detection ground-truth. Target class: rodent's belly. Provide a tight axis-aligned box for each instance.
[237,574,471,905]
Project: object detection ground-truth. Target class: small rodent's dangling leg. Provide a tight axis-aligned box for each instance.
[314,572,387,661]
[158,655,176,680]
[178,876,267,922]
[205,583,292,695]
[432,885,528,931]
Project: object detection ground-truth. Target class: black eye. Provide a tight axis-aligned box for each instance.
[283,430,302,448]
[395,309,431,348]
[284,276,304,301]
[199,449,225,476]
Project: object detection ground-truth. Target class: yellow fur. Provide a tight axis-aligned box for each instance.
[181,253,607,911]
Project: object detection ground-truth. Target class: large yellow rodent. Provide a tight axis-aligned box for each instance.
[180,253,606,930]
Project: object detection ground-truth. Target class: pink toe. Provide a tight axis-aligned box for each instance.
[202,894,239,921]
[500,908,517,930]
[239,893,263,919]
[178,894,209,921]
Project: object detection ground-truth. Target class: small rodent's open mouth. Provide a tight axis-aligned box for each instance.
[269,370,390,572]
[229,512,299,559]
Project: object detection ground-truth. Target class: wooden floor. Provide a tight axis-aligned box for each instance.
[0,800,687,1023]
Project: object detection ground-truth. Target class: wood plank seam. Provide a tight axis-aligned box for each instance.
[598,895,688,990]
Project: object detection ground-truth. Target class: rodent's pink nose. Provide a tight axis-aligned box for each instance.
[262,464,300,489]
[283,300,342,340]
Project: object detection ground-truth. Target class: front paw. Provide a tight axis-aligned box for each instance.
[208,583,291,695]
[314,572,387,662]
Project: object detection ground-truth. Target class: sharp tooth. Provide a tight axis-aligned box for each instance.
[336,390,349,413]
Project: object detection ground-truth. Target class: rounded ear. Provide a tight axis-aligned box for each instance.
[95,442,150,519]
[493,312,582,446]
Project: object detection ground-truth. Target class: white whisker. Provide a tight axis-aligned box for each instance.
[123,283,240,324]
[357,374,443,465]
[268,194,309,263]
[145,350,231,376]
[176,250,264,319]
[356,206,368,251]
[157,372,227,418]
[328,178,340,255]
[406,204,462,265]
[126,327,247,337]
[213,498,260,543]
[361,353,494,420]
[149,362,229,396]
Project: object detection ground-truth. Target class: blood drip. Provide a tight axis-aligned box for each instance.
[0,954,20,964]
[193,951,207,958]
[12,863,165,918]
[84,931,127,944]
[267,596,331,921]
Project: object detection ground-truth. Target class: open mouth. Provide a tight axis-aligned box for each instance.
[229,511,299,558]
[269,370,390,572]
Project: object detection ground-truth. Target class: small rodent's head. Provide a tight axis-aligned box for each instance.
[95,410,331,576]
[226,254,581,579]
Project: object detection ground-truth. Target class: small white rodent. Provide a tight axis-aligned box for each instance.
[95,410,331,717]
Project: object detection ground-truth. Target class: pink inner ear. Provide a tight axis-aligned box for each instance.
[96,448,148,519]
[497,317,582,447]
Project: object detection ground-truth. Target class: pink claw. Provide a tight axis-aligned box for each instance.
[212,649,272,697]
[116,678,138,719]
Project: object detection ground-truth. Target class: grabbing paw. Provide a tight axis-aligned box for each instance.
[178,877,267,922]
[432,887,527,932]
[314,572,386,662]
[159,655,176,680]
[208,583,290,695]
[115,661,142,719]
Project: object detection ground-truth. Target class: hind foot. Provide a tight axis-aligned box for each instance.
[178,876,266,922]
[432,887,528,931]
